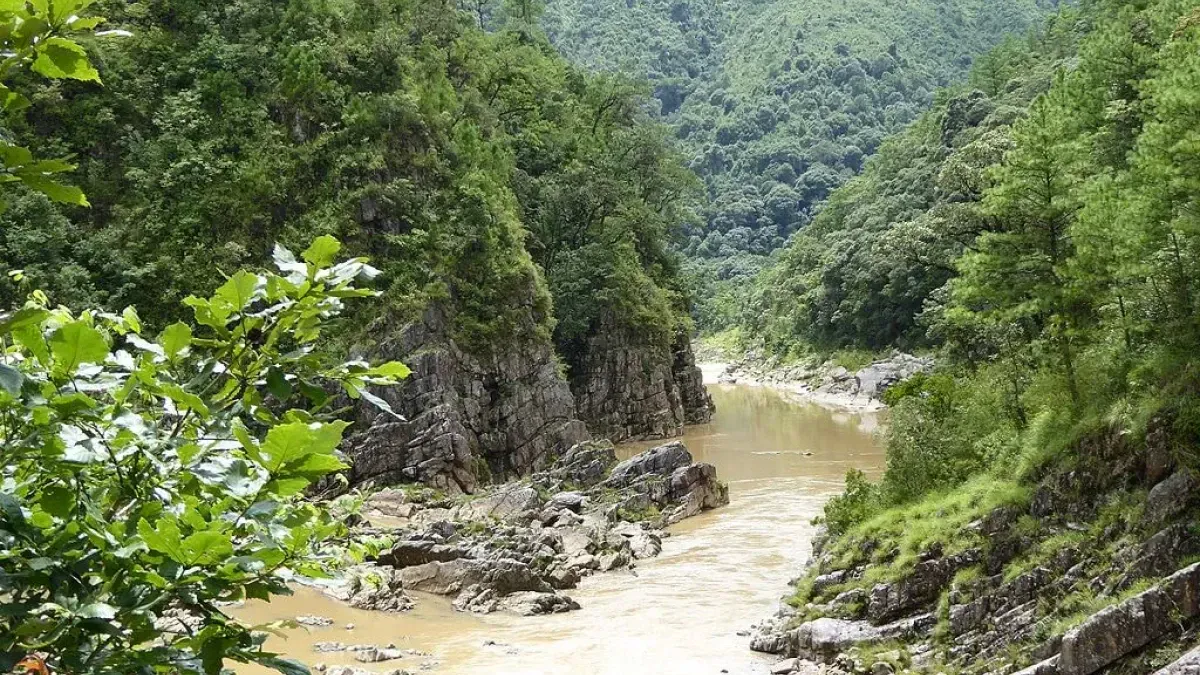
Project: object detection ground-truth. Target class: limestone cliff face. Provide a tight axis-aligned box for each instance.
[568,314,714,443]
[344,303,589,495]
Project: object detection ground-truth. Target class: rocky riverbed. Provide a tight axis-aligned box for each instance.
[714,351,932,412]
[233,383,887,675]
[313,439,729,620]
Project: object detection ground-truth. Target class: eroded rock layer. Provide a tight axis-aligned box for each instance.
[344,303,589,494]
[570,315,714,443]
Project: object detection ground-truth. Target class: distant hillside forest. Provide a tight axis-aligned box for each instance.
[542,0,1060,330]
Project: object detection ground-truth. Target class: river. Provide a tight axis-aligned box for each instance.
[233,377,886,675]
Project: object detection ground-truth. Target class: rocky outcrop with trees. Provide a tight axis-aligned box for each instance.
[751,422,1200,674]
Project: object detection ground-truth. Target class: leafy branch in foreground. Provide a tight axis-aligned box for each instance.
[0,0,127,209]
[0,235,408,674]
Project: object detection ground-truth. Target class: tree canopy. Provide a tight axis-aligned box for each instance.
[542,0,1059,330]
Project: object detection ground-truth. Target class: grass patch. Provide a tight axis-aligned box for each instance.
[695,328,748,360]
[827,476,1031,582]
[828,348,877,372]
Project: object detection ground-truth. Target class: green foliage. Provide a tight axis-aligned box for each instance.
[743,10,1082,352]
[793,0,1200,538]
[543,0,1056,331]
[493,43,699,361]
[821,468,879,536]
[0,0,692,359]
[823,476,1030,585]
[0,240,407,674]
[0,0,125,209]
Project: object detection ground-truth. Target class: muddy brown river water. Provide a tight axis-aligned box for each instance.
[233,378,886,675]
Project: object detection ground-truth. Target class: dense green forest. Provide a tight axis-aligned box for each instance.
[544,0,1058,330]
[759,0,1200,530]
[742,18,1083,352]
[748,1,1200,667]
[0,0,693,365]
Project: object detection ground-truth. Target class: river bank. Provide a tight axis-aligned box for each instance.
[698,352,932,413]
[749,418,1200,675]
[232,383,886,675]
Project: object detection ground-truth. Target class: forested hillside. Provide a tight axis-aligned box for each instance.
[544,0,1058,329]
[744,17,1083,351]
[0,0,709,443]
[745,0,1200,669]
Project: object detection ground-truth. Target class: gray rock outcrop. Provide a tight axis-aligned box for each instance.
[343,303,589,494]
[307,565,413,613]
[788,615,936,663]
[720,351,932,409]
[1144,469,1197,526]
[1058,562,1200,675]
[569,316,714,442]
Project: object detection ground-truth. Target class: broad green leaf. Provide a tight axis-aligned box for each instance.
[232,419,259,453]
[29,512,52,528]
[138,518,185,563]
[368,361,411,380]
[0,143,33,167]
[308,420,350,456]
[31,37,100,82]
[0,363,21,395]
[18,175,89,206]
[14,323,51,365]
[0,84,31,113]
[121,306,142,334]
[215,270,262,311]
[159,322,192,359]
[266,367,292,400]
[260,420,349,473]
[183,296,232,332]
[21,159,75,174]
[52,393,101,416]
[266,476,310,497]
[0,307,48,335]
[49,321,108,375]
[77,603,116,619]
[67,16,106,30]
[180,531,233,566]
[302,235,341,268]
[48,0,98,23]
[161,384,210,417]
[39,486,73,518]
[288,453,348,476]
[210,459,261,498]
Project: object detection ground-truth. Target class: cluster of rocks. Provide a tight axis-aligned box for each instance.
[325,439,727,616]
[750,426,1200,675]
[718,351,931,410]
[299,640,436,675]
